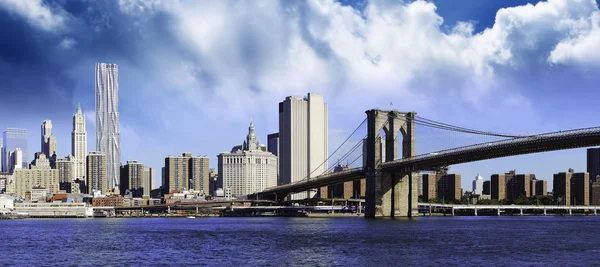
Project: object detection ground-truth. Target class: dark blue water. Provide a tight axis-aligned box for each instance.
[2,216,599,266]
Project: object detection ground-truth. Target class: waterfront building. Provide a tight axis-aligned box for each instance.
[95,63,121,192]
[72,104,87,181]
[41,120,57,159]
[190,156,210,194]
[87,152,108,195]
[218,120,277,198]
[530,179,548,196]
[483,180,491,195]
[279,93,328,199]
[120,160,145,197]
[422,173,441,202]
[491,174,506,200]
[438,174,461,203]
[2,128,28,171]
[55,155,75,192]
[554,169,589,206]
[164,153,209,194]
[143,167,154,197]
[14,154,59,198]
[472,174,483,195]
[592,179,600,206]
[209,170,218,196]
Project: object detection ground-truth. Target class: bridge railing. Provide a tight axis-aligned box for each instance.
[382,126,600,166]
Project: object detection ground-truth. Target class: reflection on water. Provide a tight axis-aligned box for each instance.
[2,216,599,265]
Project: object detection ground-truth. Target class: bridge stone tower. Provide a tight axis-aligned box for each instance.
[365,109,418,218]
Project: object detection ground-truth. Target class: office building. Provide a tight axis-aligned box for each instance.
[95,63,121,191]
[72,104,87,181]
[472,174,483,195]
[2,128,28,171]
[267,133,279,184]
[9,148,23,173]
[87,152,108,194]
[14,154,59,199]
[55,155,75,192]
[164,153,209,194]
[422,173,440,202]
[279,93,327,199]
[143,167,154,197]
[41,120,57,159]
[120,160,145,197]
[218,120,277,197]
[554,169,589,206]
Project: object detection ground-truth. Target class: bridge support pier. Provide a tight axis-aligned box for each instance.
[365,109,418,218]
[497,208,500,216]
[544,208,547,216]
[474,208,478,216]
[595,208,597,216]
[520,208,523,216]
[569,208,572,216]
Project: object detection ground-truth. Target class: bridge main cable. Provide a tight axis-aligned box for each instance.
[412,116,527,138]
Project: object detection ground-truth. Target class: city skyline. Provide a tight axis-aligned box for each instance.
[2,0,600,191]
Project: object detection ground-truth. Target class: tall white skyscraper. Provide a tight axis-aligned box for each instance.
[95,63,121,191]
[472,174,484,195]
[72,104,87,181]
[279,93,328,199]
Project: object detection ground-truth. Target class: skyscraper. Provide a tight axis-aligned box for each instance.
[2,128,28,171]
[72,104,87,181]
[41,120,56,158]
[87,152,108,195]
[95,63,121,191]
[143,167,154,197]
[472,174,483,195]
[279,93,328,199]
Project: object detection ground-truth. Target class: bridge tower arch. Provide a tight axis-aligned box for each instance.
[365,109,418,218]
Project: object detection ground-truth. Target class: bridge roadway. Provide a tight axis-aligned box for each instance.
[419,203,600,216]
[255,127,600,199]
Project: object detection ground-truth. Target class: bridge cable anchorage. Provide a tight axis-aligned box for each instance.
[412,116,529,138]
[294,118,367,184]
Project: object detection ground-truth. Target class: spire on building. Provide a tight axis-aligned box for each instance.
[76,103,82,114]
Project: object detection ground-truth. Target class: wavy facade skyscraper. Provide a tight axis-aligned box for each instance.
[95,63,121,191]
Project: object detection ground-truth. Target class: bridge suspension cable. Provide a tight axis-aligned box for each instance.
[412,116,527,138]
[295,118,367,184]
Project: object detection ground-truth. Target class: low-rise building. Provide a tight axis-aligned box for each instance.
[14,154,59,199]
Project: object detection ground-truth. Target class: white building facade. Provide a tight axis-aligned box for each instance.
[95,63,121,191]
[72,104,87,181]
[279,93,328,199]
[472,174,484,195]
[218,121,277,197]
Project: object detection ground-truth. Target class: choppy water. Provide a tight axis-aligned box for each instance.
[2,216,599,266]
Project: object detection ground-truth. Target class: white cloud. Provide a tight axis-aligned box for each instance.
[0,0,66,31]
[111,0,600,160]
[59,38,77,49]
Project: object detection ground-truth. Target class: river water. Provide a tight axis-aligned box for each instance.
[2,216,598,266]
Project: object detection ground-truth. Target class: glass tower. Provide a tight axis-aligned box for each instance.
[2,128,29,171]
[95,63,121,191]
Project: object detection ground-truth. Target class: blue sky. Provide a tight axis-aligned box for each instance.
[1,0,599,190]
